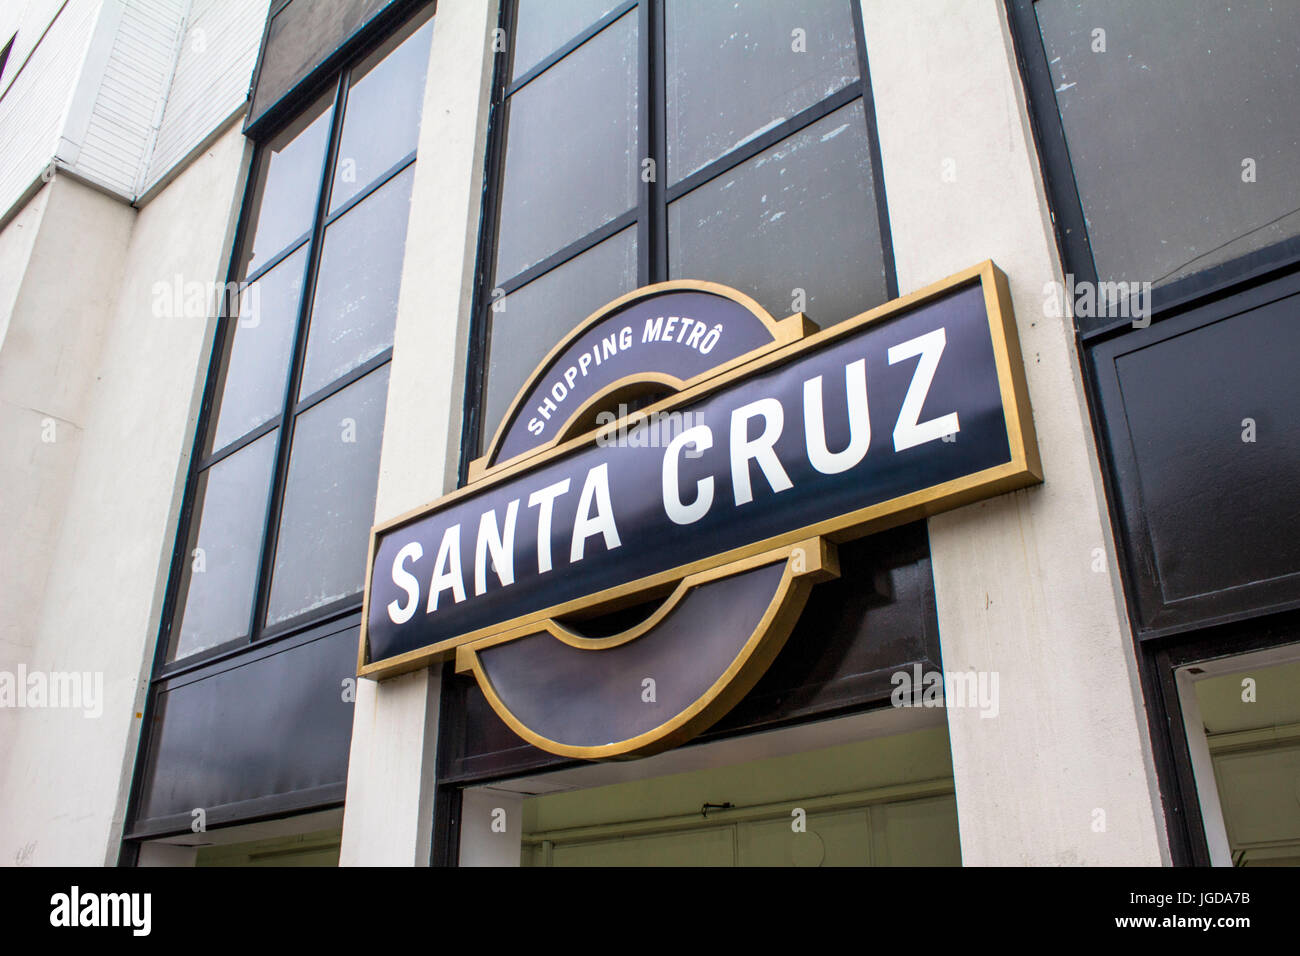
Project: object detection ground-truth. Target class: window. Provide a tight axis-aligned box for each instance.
[163,9,434,663]
[1014,0,1300,329]
[470,0,895,446]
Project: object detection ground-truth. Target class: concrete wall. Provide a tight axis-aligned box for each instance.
[0,119,250,866]
[60,0,187,197]
[0,0,267,217]
[339,0,498,867]
[142,0,270,197]
[0,175,135,663]
[859,0,1167,865]
[0,0,100,218]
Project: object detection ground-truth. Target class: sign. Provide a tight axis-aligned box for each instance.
[359,262,1040,758]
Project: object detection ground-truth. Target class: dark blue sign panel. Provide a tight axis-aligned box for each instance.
[485,288,786,465]
[362,266,1039,672]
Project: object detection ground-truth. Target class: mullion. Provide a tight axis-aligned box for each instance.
[635,0,652,286]
[505,0,638,99]
[244,229,311,286]
[495,208,637,296]
[294,348,392,416]
[644,0,665,283]
[662,82,863,205]
[323,148,417,228]
[200,416,278,470]
[246,70,352,642]
[849,0,898,301]
[460,0,519,469]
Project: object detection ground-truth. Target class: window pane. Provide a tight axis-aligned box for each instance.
[483,227,637,443]
[207,246,307,454]
[170,433,278,660]
[1035,0,1300,287]
[241,93,334,275]
[329,13,433,212]
[511,0,622,79]
[669,100,887,328]
[666,0,860,184]
[494,10,638,283]
[300,165,414,398]
[267,364,391,626]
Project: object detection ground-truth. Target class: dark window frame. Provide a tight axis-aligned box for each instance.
[1007,0,1300,866]
[120,0,436,863]
[151,2,433,683]
[1007,0,1300,345]
[459,0,898,474]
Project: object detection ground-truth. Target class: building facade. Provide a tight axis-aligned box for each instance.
[0,0,1296,867]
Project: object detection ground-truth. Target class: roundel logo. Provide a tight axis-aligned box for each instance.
[359,263,1041,759]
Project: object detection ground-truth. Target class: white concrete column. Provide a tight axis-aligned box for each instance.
[0,121,253,866]
[340,0,499,866]
[859,0,1167,865]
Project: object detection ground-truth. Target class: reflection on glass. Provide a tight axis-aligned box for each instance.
[207,247,307,454]
[170,433,278,660]
[300,166,413,398]
[242,95,334,275]
[330,14,434,212]
[495,11,638,283]
[266,365,391,626]
[666,0,859,183]
[1036,0,1300,287]
[669,101,887,327]
[512,0,622,79]
[483,227,637,443]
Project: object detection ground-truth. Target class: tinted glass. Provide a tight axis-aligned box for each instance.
[207,246,307,454]
[330,14,434,212]
[512,0,623,79]
[669,101,886,327]
[242,95,334,275]
[170,433,278,660]
[666,0,860,183]
[494,11,638,283]
[1036,0,1300,287]
[267,365,391,626]
[483,227,637,442]
[300,165,414,398]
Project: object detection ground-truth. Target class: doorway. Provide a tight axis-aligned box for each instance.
[458,707,961,866]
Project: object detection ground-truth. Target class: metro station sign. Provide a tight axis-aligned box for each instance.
[358,261,1040,759]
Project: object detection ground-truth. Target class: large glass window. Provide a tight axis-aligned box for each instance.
[475,0,894,445]
[166,9,434,662]
[1031,0,1300,301]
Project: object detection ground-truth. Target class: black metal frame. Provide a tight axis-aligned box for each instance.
[1006,0,1300,866]
[244,0,431,139]
[155,9,433,681]
[121,1,435,860]
[459,0,897,474]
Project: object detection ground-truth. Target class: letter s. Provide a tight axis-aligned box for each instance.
[387,541,423,624]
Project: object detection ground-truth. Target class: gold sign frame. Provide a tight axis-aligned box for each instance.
[358,260,1041,683]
